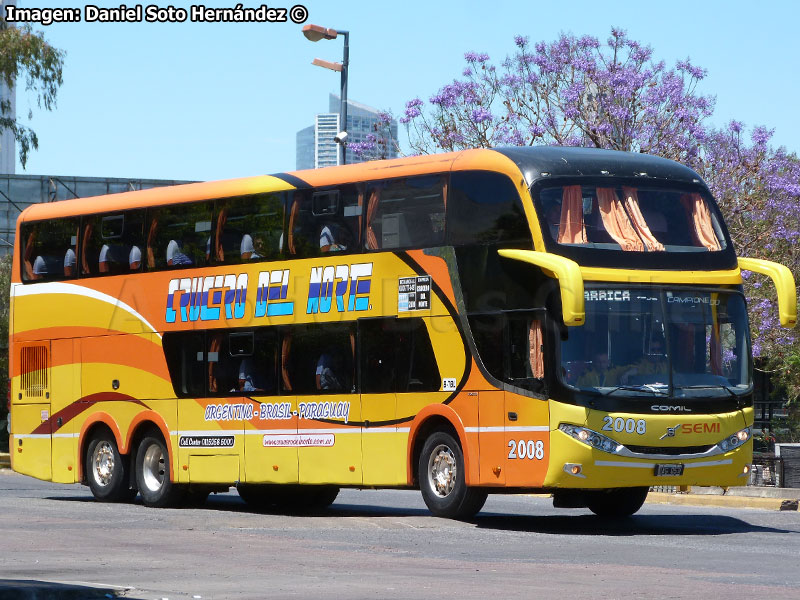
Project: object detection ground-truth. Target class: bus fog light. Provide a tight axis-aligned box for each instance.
[563,463,584,477]
[743,464,750,474]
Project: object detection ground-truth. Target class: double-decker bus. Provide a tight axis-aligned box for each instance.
[9,147,796,518]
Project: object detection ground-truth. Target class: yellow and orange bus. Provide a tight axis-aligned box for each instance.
[9,147,797,518]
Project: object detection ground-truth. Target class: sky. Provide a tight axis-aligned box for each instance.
[10,0,800,182]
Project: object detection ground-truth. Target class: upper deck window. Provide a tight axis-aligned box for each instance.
[81,210,146,276]
[214,193,285,264]
[21,218,80,282]
[447,171,531,246]
[146,203,213,270]
[365,175,445,250]
[539,185,726,253]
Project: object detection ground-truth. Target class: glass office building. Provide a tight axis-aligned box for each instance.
[296,94,399,170]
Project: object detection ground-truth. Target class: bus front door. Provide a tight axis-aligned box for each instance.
[504,391,549,487]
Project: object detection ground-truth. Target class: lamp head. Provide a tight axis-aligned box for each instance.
[302,24,338,41]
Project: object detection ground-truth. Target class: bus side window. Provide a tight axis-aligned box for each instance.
[360,318,440,393]
[21,218,80,282]
[223,330,279,395]
[162,332,206,398]
[447,172,530,247]
[81,210,146,276]
[468,314,505,383]
[288,187,360,257]
[286,191,316,258]
[507,316,545,391]
[366,176,446,250]
[214,193,286,264]
[468,313,544,393]
[282,323,355,394]
[314,188,360,253]
[147,202,213,270]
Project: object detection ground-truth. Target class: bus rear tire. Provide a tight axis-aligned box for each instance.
[587,487,649,517]
[85,432,137,503]
[419,431,487,519]
[135,434,184,508]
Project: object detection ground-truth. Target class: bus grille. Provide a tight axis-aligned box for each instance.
[21,346,49,397]
[625,444,715,456]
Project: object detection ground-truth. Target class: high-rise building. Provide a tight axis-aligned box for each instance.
[0,0,18,175]
[296,94,398,170]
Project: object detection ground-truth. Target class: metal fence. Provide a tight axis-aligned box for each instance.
[750,453,782,487]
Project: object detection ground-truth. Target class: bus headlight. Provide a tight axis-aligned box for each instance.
[716,427,751,452]
[559,424,622,454]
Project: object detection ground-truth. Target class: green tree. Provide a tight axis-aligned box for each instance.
[0,254,9,451]
[0,13,65,168]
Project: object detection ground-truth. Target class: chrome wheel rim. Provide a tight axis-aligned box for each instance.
[142,443,166,493]
[92,441,115,487]
[427,444,457,498]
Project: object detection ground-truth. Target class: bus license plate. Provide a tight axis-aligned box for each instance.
[654,464,684,477]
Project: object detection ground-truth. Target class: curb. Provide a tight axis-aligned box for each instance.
[647,491,796,511]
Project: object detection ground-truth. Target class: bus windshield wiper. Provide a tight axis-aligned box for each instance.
[675,384,738,398]
[603,384,669,396]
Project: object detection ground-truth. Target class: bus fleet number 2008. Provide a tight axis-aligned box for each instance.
[508,439,545,460]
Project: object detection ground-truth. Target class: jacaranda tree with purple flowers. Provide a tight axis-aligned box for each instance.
[390,28,800,410]
[401,29,713,159]
[698,122,800,402]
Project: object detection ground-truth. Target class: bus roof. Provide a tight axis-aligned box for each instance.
[18,146,707,223]
[494,146,706,187]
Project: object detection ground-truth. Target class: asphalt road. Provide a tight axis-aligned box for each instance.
[1,469,799,599]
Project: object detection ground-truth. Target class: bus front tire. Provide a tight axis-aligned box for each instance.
[418,431,487,519]
[135,434,184,508]
[85,432,137,503]
[587,487,649,517]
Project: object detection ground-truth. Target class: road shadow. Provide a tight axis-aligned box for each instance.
[469,511,795,536]
[46,492,434,517]
[46,494,795,536]
[0,579,144,600]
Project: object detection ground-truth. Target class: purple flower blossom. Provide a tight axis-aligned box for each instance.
[464,51,490,63]
[470,107,492,123]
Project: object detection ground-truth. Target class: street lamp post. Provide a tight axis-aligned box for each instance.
[302,24,350,165]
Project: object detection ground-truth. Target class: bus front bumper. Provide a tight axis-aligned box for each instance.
[544,427,753,489]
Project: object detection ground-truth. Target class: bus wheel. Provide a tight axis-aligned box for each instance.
[85,432,137,502]
[273,485,340,512]
[237,484,273,510]
[419,431,487,519]
[135,434,184,508]
[296,486,339,511]
[587,487,649,517]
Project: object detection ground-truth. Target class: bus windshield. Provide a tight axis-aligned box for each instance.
[559,288,751,398]
[538,184,726,253]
